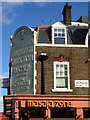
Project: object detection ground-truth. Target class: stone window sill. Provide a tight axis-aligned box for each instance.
[52,89,73,92]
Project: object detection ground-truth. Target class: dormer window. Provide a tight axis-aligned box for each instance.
[54,28,65,44]
[51,21,67,45]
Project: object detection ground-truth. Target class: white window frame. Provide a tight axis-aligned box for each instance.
[52,62,73,92]
[52,27,67,45]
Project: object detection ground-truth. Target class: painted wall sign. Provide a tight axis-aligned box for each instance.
[10,26,34,94]
[0,78,10,88]
[75,80,89,87]
[27,100,72,109]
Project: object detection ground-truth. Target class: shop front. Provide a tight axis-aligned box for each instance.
[3,95,90,120]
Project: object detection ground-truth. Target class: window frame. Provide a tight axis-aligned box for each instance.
[54,61,70,90]
[52,27,67,45]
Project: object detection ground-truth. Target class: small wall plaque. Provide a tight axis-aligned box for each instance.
[75,80,89,87]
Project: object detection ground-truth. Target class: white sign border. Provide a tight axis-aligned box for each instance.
[75,80,89,88]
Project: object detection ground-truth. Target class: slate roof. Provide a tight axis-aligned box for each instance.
[38,26,51,43]
[67,26,88,44]
[37,24,88,45]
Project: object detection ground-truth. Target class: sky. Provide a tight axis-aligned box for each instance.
[1,2,89,74]
[0,1,89,113]
[0,88,7,113]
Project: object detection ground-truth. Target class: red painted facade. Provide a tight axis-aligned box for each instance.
[3,95,90,119]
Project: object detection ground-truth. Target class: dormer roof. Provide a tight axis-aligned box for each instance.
[37,21,88,46]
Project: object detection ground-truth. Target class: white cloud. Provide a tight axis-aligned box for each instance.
[2,10,15,25]
[1,1,49,25]
[0,72,9,79]
[2,2,24,25]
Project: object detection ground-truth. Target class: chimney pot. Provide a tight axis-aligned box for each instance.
[66,2,69,6]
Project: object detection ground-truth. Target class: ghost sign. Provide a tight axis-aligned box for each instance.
[10,26,36,94]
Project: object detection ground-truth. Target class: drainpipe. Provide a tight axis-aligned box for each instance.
[37,53,48,94]
[41,60,45,94]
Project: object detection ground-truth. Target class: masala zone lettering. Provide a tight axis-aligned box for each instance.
[27,100,72,109]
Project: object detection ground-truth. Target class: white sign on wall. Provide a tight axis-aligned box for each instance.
[75,80,89,87]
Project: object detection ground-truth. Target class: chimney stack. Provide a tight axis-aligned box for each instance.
[62,2,72,25]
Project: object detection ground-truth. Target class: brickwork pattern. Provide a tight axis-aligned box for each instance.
[36,46,89,95]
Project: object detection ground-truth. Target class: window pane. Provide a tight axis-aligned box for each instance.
[56,65,60,77]
[60,65,63,70]
[56,65,59,71]
[62,33,65,37]
[58,29,61,32]
[54,29,57,32]
[65,71,67,76]
[29,109,45,118]
[60,71,64,76]
[51,109,75,118]
[56,72,60,77]
[60,65,64,76]
[56,77,67,88]
[58,34,62,37]
[62,29,65,32]
[54,38,65,44]
[54,33,57,37]
[64,65,67,70]
[83,110,90,118]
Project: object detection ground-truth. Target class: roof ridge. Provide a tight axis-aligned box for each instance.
[38,25,51,29]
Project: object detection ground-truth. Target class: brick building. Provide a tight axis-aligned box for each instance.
[3,3,90,120]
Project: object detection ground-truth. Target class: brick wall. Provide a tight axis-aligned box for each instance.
[35,46,89,95]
